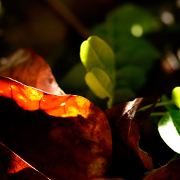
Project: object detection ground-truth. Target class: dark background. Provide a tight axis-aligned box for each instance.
[0,0,180,100]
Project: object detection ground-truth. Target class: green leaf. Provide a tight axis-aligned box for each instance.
[85,67,113,108]
[91,4,161,100]
[114,87,135,104]
[80,36,115,82]
[158,110,180,154]
[59,63,87,92]
[92,3,161,49]
[92,3,161,69]
[106,4,161,36]
[172,87,180,109]
[85,90,108,110]
[116,65,146,91]
[80,36,115,108]
[115,37,160,70]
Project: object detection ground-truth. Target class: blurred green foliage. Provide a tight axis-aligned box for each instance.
[92,4,161,103]
[60,3,162,108]
[5,1,180,109]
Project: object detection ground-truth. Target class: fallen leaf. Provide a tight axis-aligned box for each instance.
[0,76,112,180]
[0,48,65,95]
[143,157,180,180]
[105,97,157,172]
[0,142,50,180]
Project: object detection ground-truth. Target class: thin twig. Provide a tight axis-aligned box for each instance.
[44,0,91,39]
[150,112,168,116]
[138,100,174,112]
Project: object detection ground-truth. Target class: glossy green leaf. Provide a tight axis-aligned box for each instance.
[85,67,113,108]
[172,87,180,109]
[80,36,115,108]
[80,36,115,82]
[158,110,180,154]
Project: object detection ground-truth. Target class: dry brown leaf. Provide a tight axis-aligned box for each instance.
[105,97,157,172]
[0,76,112,180]
[0,48,64,95]
[143,157,180,180]
[0,142,50,180]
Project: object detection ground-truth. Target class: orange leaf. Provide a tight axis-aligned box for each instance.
[0,76,112,180]
[0,48,64,95]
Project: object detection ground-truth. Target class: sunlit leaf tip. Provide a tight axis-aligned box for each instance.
[172,87,180,109]
[80,35,115,82]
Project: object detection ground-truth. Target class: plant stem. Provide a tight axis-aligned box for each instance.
[150,112,168,116]
[138,100,174,112]
[154,100,174,107]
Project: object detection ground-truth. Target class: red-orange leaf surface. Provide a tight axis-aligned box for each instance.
[0,142,49,180]
[0,48,64,95]
[105,98,157,172]
[0,76,112,180]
